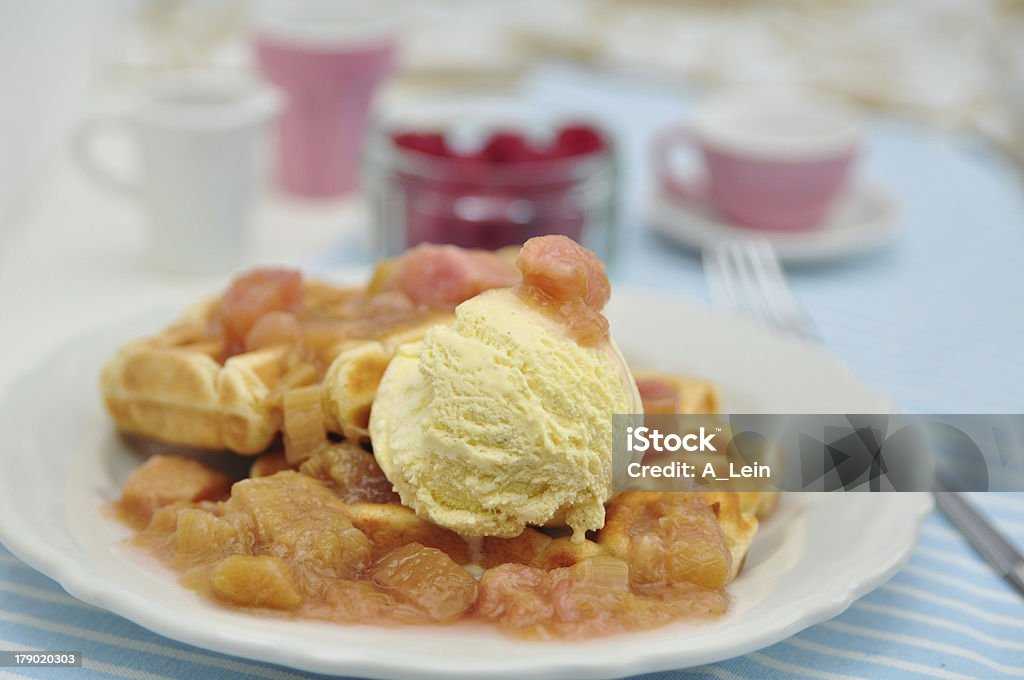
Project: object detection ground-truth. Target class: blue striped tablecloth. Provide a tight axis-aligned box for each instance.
[3,65,1024,679]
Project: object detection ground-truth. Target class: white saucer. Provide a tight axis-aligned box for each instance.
[646,183,901,264]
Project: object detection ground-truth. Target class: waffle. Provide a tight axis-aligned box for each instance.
[633,369,721,415]
[101,281,452,455]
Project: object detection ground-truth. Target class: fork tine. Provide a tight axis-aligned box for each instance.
[751,239,820,340]
[706,239,767,328]
[743,239,790,333]
[735,238,779,331]
[703,243,739,312]
[750,240,796,322]
[703,238,818,341]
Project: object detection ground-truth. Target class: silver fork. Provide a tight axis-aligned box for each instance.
[703,238,819,341]
[702,238,1024,599]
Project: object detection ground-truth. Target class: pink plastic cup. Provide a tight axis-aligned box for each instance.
[253,2,397,198]
[653,89,861,231]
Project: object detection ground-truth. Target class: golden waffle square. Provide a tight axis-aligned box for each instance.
[101,279,451,455]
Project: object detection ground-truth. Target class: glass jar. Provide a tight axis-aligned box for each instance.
[363,107,618,261]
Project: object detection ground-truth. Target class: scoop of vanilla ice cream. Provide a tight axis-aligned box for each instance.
[369,288,641,539]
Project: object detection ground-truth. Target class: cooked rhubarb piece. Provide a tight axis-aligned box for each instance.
[210,555,302,610]
[372,543,478,622]
[374,244,520,308]
[216,267,303,356]
[227,472,371,578]
[476,562,554,628]
[553,556,632,622]
[174,508,253,565]
[515,235,611,345]
[600,493,732,589]
[320,580,407,623]
[281,385,326,465]
[298,442,398,504]
[477,557,631,636]
[244,311,302,353]
[118,455,230,527]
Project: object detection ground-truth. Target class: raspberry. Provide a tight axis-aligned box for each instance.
[481,131,543,163]
[553,124,605,158]
[392,131,448,157]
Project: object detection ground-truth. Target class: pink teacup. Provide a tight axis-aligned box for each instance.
[253,1,398,198]
[653,89,862,231]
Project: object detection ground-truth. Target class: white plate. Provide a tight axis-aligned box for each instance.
[647,184,901,264]
[0,284,931,680]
